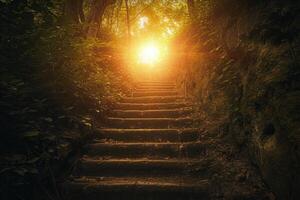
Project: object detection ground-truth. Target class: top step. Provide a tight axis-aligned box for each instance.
[132,91,178,97]
[137,82,176,87]
[136,85,176,90]
[138,81,175,84]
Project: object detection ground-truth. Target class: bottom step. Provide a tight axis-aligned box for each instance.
[63,177,209,200]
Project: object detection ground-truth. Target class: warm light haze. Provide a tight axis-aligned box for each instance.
[138,43,160,65]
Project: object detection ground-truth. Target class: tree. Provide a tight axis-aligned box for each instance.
[187,0,196,20]
[64,0,85,23]
[64,0,117,37]
[125,0,131,39]
[86,0,117,37]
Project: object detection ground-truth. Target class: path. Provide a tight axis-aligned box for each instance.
[63,81,270,200]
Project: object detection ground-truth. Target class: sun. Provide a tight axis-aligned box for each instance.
[138,43,160,65]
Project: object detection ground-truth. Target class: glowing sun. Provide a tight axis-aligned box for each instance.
[138,43,160,65]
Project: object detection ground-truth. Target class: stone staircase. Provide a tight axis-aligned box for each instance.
[63,81,211,199]
[62,81,269,199]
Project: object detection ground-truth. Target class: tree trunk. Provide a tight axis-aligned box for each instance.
[187,0,196,20]
[125,0,131,39]
[86,0,116,37]
[78,0,85,23]
[64,0,85,23]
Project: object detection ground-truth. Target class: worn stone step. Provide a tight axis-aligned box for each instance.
[63,177,209,200]
[138,82,175,87]
[132,91,178,97]
[136,85,176,90]
[95,128,199,142]
[74,158,205,177]
[106,117,193,129]
[120,96,184,103]
[110,109,192,118]
[115,102,190,110]
[85,142,207,158]
[134,89,177,94]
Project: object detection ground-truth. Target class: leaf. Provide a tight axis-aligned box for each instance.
[22,131,40,138]
[27,157,40,164]
[0,168,12,175]
[9,154,26,162]
[66,106,74,111]
[44,117,53,122]
[42,134,56,141]
[83,122,92,127]
[28,168,39,174]
[48,148,55,153]
[13,168,27,176]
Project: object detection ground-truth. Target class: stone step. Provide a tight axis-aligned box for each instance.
[134,89,177,94]
[138,82,175,87]
[136,85,176,90]
[120,96,184,103]
[132,91,178,97]
[74,158,206,177]
[115,102,189,110]
[95,128,199,142]
[63,177,209,200]
[105,117,193,129]
[110,109,192,118]
[85,142,207,158]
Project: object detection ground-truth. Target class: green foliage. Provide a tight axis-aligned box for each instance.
[0,1,130,200]
[33,25,127,109]
[102,0,188,39]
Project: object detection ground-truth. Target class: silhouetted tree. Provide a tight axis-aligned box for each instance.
[187,0,196,19]
[64,0,85,23]
[86,0,116,37]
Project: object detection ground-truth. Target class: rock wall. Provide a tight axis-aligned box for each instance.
[174,1,300,199]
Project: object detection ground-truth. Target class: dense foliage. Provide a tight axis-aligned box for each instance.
[0,1,129,199]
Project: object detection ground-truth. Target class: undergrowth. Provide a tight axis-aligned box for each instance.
[0,24,130,200]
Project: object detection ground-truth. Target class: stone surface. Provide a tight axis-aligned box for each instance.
[63,81,270,199]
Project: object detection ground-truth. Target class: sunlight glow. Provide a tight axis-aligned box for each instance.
[138,43,160,65]
[138,17,149,29]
